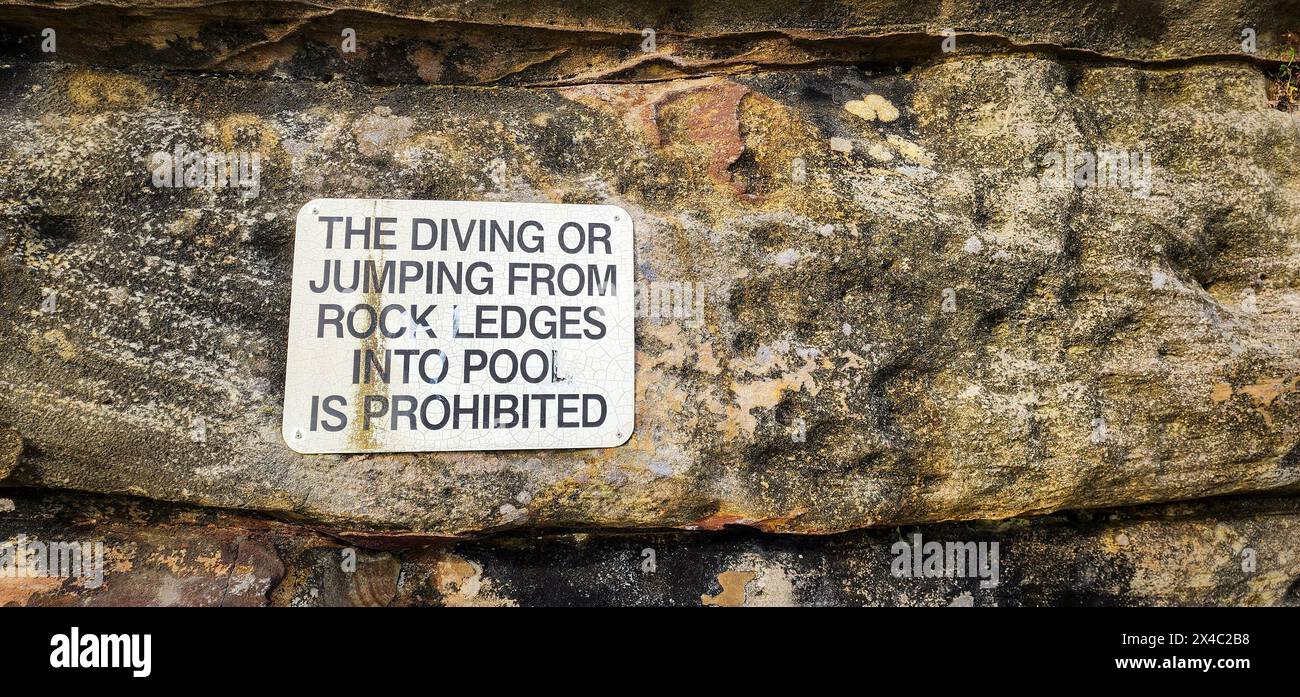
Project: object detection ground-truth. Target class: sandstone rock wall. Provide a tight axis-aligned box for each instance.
[0,0,1297,605]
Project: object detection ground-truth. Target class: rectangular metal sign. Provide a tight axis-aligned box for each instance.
[282,199,635,453]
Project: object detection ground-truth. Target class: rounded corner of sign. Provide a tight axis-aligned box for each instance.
[608,433,634,449]
[607,420,636,449]
[603,204,634,227]
[295,198,328,221]
[280,425,312,454]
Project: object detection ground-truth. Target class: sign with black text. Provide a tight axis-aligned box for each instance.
[282,199,635,453]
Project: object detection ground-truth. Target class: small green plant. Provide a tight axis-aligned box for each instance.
[1274,48,1299,112]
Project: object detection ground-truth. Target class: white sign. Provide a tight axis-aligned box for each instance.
[282,199,635,453]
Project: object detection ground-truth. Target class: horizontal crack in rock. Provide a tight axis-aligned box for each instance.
[0,0,1291,87]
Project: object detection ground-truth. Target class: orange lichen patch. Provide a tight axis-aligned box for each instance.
[834,350,869,372]
[631,322,733,438]
[560,78,752,195]
[727,374,808,436]
[145,547,225,576]
[1211,377,1300,426]
[724,348,824,437]
[28,329,78,362]
[701,570,755,607]
[104,543,136,574]
[697,341,724,375]
[633,354,689,421]
[1238,378,1300,408]
[217,113,280,154]
[65,71,151,110]
[641,322,692,370]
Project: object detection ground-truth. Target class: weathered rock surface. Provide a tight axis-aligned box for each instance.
[0,1,1298,539]
[0,0,1295,86]
[2,490,1298,606]
[0,427,20,480]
